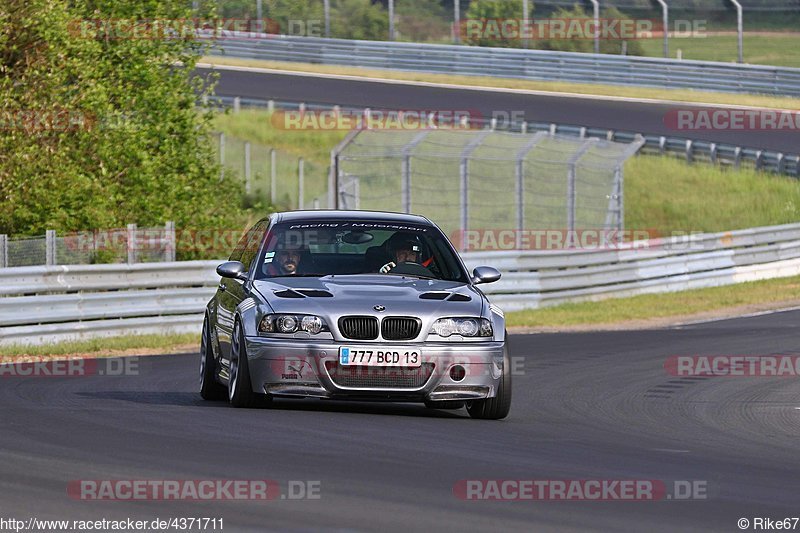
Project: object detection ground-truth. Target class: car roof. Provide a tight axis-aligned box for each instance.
[270,210,433,225]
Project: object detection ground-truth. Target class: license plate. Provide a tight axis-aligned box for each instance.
[339,347,421,367]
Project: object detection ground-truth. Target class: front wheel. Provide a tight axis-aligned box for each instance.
[467,340,512,420]
[228,320,259,408]
[200,315,227,401]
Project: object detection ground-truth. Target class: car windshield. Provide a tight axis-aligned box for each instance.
[254,220,469,283]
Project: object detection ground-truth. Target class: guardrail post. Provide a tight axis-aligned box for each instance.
[515,132,547,248]
[730,0,744,63]
[777,153,786,174]
[45,229,56,266]
[567,139,599,233]
[233,96,241,113]
[400,131,430,214]
[710,143,718,164]
[329,149,337,209]
[298,158,305,209]
[659,136,666,154]
[459,131,490,250]
[324,0,330,37]
[655,0,669,58]
[244,142,251,194]
[0,234,6,268]
[453,0,460,43]
[588,0,599,54]
[755,150,764,171]
[270,148,277,204]
[219,132,225,181]
[164,221,176,262]
[388,0,395,41]
[734,146,742,169]
[685,140,693,162]
[127,223,138,264]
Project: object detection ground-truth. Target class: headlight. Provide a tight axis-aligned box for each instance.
[429,317,493,338]
[259,314,328,335]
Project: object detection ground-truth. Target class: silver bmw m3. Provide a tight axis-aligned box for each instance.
[200,210,511,419]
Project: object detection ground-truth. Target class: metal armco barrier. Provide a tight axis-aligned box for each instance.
[4,223,800,346]
[209,34,800,97]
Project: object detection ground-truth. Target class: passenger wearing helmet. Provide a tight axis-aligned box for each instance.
[379,233,433,277]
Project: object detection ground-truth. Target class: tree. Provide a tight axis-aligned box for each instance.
[463,0,532,48]
[0,0,231,238]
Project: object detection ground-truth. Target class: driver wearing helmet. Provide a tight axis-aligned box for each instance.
[379,233,425,274]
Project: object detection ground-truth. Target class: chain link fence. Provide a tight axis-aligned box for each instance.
[212,131,330,210]
[334,128,644,249]
[0,223,176,268]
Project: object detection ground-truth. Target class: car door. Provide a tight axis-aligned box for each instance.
[216,220,269,361]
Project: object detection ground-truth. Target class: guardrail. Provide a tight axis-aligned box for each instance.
[4,222,800,346]
[209,34,800,97]
[209,95,800,178]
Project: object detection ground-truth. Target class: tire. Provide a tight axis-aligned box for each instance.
[467,340,512,420]
[424,400,465,410]
[228,319,258,408]
[200,315,227,401]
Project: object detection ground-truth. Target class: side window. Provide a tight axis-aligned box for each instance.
[228,230,249,263]
[240,220,269,272]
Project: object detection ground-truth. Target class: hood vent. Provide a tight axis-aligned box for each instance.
[273,288,334,298]
[419,291,472,302]
[295,289,333,298]
[273,289,304,298]
[419,292,449,300]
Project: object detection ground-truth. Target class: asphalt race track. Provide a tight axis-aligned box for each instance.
[1,310,799,532]
[205,66,800,154]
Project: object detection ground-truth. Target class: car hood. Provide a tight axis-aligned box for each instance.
[252,274,485,318]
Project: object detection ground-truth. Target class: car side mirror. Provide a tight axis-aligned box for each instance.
[472,266,501,285]
[216,261,248,281]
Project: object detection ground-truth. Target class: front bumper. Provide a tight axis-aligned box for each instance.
[244,336,505,401]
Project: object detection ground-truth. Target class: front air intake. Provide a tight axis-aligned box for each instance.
[339,316,379,340]
[381,317,421,341]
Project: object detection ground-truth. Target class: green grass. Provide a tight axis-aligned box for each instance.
[0,333,198,358]
[505,274,800,328]
[640,34,800,68]
[625,156,800,233]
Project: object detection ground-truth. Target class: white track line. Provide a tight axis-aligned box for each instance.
[197,61,799,112]
[672,304,800,328]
